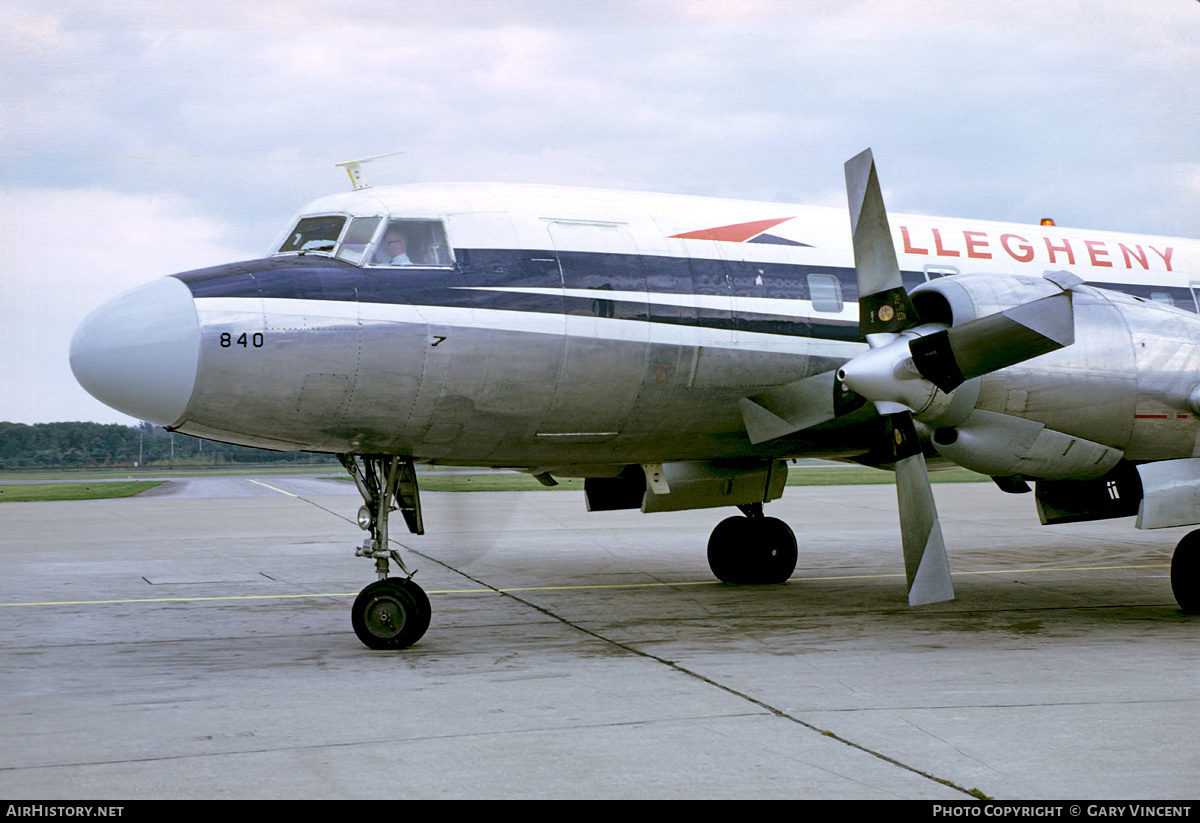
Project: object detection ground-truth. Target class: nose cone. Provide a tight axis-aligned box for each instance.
[70,276,200,426]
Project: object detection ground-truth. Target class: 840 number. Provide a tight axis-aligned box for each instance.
[220,332,264,348]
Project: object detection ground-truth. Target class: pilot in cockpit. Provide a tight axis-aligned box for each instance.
[370,219,448,266]
[380,226,413,265]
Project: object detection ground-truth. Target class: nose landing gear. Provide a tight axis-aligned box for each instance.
[340,454,432,649]
[352,577,432,650]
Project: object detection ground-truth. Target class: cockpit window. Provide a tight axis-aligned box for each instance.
[274,214,451,268]
[278,216,347,254]
[369,219,451,267]
[334,216,382,264]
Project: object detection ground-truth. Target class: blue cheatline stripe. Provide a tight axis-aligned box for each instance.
[175,249,864,341]
[173,247,1198,343]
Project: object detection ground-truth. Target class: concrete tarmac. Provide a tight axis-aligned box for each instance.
[0,476,1196,799]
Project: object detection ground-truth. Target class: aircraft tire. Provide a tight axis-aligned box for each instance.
[756,516,798,584]
[1171,530,1200,614]
[707,516,797,584]
[352,577,431,650]
[708,516,752,583]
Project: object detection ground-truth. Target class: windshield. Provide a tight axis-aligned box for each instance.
[275,214,450,267]
[277,216,346,254]
[334,216,382,264]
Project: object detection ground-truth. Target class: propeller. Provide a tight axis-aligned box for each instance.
[840,148,955,605]
[741,148,1077,605]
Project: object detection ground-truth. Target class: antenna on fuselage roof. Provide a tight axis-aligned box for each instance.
[335,151,406,191]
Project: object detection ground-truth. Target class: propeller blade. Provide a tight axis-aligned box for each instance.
[845,148,920,336]
[884,412,955,605]
[909,291,1075,393]
[739,370,865,444]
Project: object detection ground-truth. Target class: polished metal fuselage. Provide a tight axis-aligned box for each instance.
[160,183,1200,477]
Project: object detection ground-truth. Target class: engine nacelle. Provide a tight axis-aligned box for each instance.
[909,273,1200,478]
[930,409,1123,480]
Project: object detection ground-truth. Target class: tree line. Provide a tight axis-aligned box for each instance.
[0,421,338,470]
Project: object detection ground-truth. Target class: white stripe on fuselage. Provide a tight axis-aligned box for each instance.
[193,295,863,359]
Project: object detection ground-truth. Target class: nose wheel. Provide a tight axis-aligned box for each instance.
[340,454,432,649]
[352,577,432,650]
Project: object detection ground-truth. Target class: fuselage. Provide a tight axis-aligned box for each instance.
[70,182,1200,473]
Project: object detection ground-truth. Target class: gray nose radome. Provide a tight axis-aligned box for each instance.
[70,276,201,426]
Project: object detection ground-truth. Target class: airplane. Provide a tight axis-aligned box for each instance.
[69,149,1200,650]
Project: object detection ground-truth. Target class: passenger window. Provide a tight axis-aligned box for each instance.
[335,217,382,264]
[807,273,843,313]
[1150,292,1175,308]
[370,220,451,267]
[278,215,346,254]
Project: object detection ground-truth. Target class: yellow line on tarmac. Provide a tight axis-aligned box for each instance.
[0,563,1169,608]
[809,562,1169,582]
[0,582,711,607]
[959,563,1168,575]
[1,593,361,606]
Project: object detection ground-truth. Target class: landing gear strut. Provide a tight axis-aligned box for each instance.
[340,454,432,649]
[1172,530,1200,614]
[707,503,798,584]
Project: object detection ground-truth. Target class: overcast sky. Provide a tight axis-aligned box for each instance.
[3,0,1198,425]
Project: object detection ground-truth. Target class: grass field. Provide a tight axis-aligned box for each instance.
[0,464,337,482]
[0,481,165,502]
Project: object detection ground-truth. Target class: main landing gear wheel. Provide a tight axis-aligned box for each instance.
[352,577,432,650]
[1172,530,1200,614]
[707,514,798,584]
